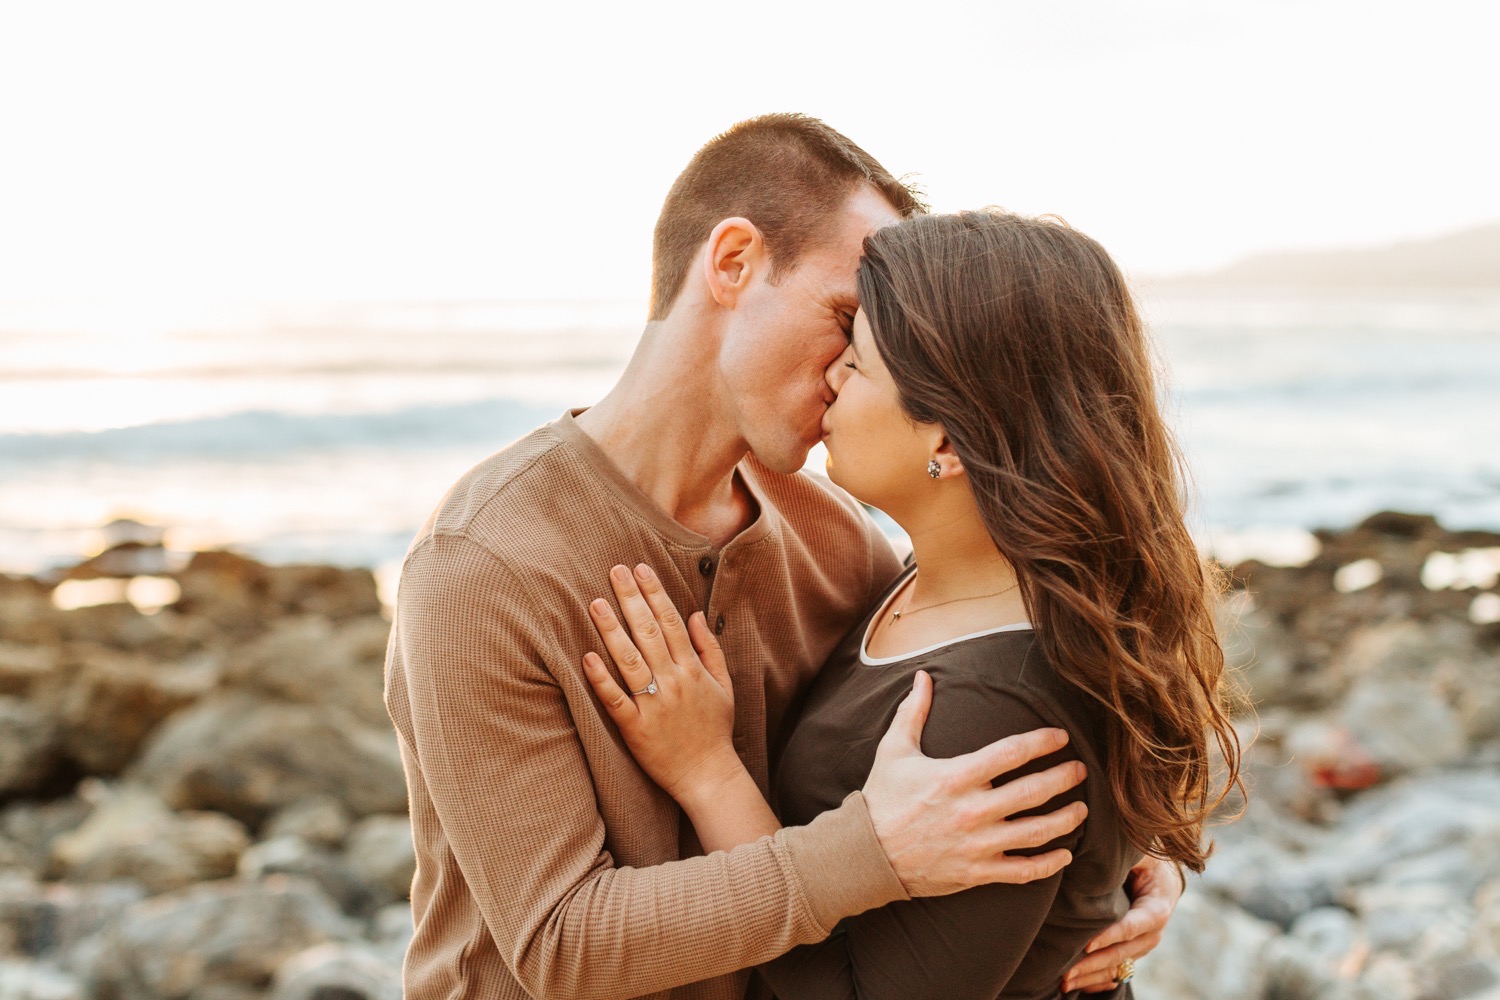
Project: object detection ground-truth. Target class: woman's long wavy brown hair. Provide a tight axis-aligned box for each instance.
[858,209,1243,872]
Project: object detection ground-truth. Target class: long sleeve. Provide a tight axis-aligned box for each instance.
[756,685,1085,1000]
[389,532,909,1000]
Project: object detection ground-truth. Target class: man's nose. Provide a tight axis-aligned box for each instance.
[825,348,851,395]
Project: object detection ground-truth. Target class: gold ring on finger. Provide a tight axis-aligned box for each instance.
[1114,956,1135,984]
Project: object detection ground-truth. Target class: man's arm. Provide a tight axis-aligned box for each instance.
[393,533,906,1000]
[397,534,1086,1000]
[1060,856,1183,993]
[752,692,1085,1000]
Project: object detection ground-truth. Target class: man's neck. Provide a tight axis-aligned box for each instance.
[576,321,757,547]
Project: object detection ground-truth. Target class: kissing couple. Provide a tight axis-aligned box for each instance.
[385,113,1241,999]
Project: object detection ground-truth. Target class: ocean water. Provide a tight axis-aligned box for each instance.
[2,293,1498,588]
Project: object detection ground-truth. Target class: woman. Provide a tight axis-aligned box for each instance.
[581,210,1243,998]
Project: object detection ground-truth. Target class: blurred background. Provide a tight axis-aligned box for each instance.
[4,0,1497,599]
[4,4,1500,999]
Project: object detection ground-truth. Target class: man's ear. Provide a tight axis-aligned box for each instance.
[701,217,766,309]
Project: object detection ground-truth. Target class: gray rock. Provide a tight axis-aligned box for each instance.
[0,797,91,875]
[0,642,60,697]
[1131,890,1280,999]
[344,815,414,902]
[269,942,401,1000]
[1424,960,1500,1000]
[1340,678,1466,775]
[129,692,407,826]
[263,797,352,849]
[81,876,358,1000]
[53,602,180,653]
[49,647,217,775]
[49,784,248,893]
[1352,883,1472,955]
[1289,905,1362,962]
[1474,879,1500,960]
[0,876,145,957]
[368,903,413,966]
[240,836,384,917]
[0,575,63,647]
[226,615,389,727]
[0,960,86,1000]
[0,697,62,796]
[263,565,382,622]
[1218,590,1296,703]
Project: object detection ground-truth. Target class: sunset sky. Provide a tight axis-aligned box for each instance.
[2,0,1496,306]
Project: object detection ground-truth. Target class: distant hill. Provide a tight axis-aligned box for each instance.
[1147,223,1500,292]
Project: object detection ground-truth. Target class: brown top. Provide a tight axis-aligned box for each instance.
[384,410,909,1000]
[760,565,1141,1000]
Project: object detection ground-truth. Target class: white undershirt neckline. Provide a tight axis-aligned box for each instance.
[860,566,1034,666]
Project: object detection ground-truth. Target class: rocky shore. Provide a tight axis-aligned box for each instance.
[0,511,1497,999]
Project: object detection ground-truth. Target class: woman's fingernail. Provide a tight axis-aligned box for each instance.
[591,599,607,614]
[636,564,654,580]
[611,565,630,583]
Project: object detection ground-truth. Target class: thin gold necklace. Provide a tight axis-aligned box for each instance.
[890,579,1020,621]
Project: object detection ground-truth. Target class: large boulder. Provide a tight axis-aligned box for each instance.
[1216,590,1296,706]
[80,876,359,1000]
[1131,889,1280,999]
[0,642,60,697]
[0,696,63,797]
[170,550,276,635]
[1339,678,1466,775]
[269,943,401,1000]
[343,814,415,903]
[45,647,218,775]
[225,614,390,727]
[0,797,92,876]
[264,564,382,622]
[129,693,407,826]
[262,796,352,849]
[239,836,384,917]
[0,575,62,646]
[49,784,249,893]
[0,875,145,959]
[0,959,87,1000]
[171,551,381,637]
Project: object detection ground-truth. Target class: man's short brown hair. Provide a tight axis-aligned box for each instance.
[648,113,926,321]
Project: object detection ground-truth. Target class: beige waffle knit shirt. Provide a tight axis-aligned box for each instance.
[384,410,909,1000]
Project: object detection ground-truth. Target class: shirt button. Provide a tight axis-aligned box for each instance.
[714,614,726,635]
[699,556,715,576]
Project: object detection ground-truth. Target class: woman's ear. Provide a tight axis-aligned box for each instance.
[930,432,966,480]
[701,217,766,309]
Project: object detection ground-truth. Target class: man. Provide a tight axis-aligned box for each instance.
[385,114,1177,1000]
